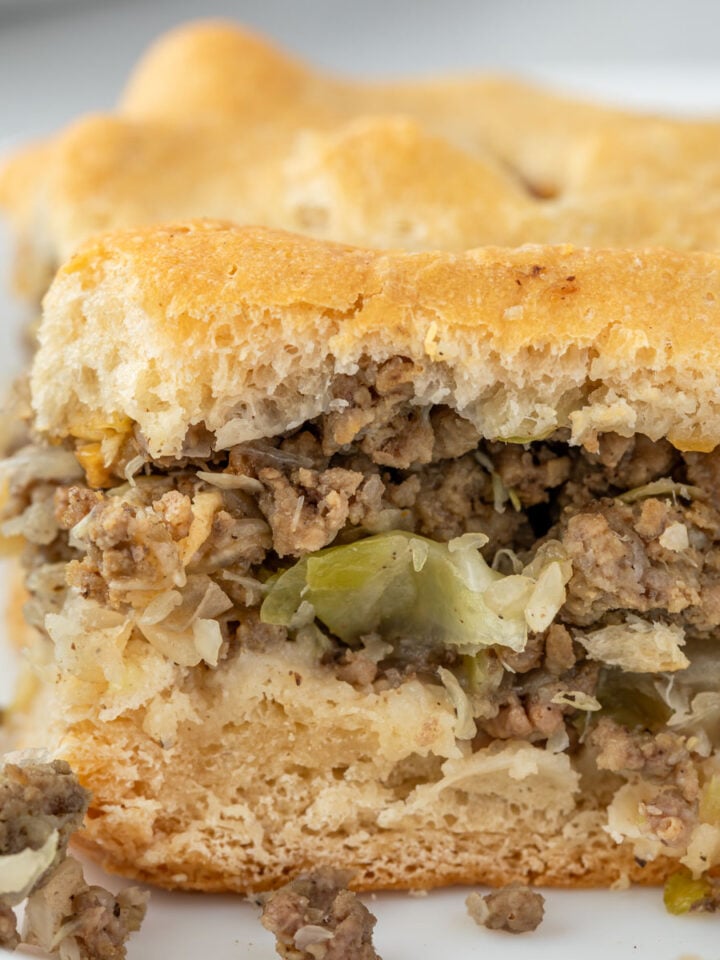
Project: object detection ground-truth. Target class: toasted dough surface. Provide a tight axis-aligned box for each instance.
[6,21,720,296]
[33,221,720,460]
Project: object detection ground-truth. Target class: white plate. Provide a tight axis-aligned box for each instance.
[3,5,720,958]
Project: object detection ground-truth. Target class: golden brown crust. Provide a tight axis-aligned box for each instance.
[32,220,720,458]
[6,20,720,297]
[73,831,673,893]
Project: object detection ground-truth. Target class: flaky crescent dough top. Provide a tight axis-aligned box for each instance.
[6,21,720,298]
[31,221,720,459]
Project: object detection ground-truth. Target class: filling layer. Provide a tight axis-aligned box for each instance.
[5,362,720,884]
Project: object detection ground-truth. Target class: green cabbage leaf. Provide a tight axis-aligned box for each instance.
[261,530,571,655]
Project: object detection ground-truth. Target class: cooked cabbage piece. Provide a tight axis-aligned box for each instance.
[617,478,704,504]
[596,670,672,731]
[663,869,712,914]
[261,531,571,655]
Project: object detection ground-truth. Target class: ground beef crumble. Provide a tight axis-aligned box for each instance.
[465,884,545,934]
[589,718,700,849]
[397,456,528,548]
[0,757,88,862]
[560,433,681,509]
[0,756,148,958]
[54,486,102,530]
[15,420,720,736]
[256,465,367,556]
[558,497,720,629]
[65,497,184,604]
[260,868,380,960]
[486,440,572,508]
[11,396,720,814]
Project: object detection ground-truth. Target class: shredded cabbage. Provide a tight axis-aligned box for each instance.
[1,497,58,545]
[597,638,720,752]
[294,926,334,952]
[261,530,571,654]
[177,491,223,566]
[192,619,224,666]
[474,452,520,514]
[617,478,704,504]
[462,652,504,702]
[0,445,82,487]
[596,670,672,731]
[654,639,720,753]
[196,470,263,493]
[138,590,183,626]
[605,781,668,862]
[123,454,146,484]
[437,667,477,740]
[67,512,93,552]
[700,775,720,824]
[0,829,58,903]
[136,574,232,666]
[578,617,689,673]
[550,690,602,711]
[663,869,711,914]
[546,727,570,753]
[525,561,568,632]
[658,522,689,552]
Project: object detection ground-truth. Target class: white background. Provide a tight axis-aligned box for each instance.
[2,1,720,957]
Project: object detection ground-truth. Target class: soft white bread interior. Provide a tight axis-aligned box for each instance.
[23,640,670,892]
[33,220,720,461]
[5,21,720,298]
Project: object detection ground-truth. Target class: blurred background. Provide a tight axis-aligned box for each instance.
[3,0,720,150]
